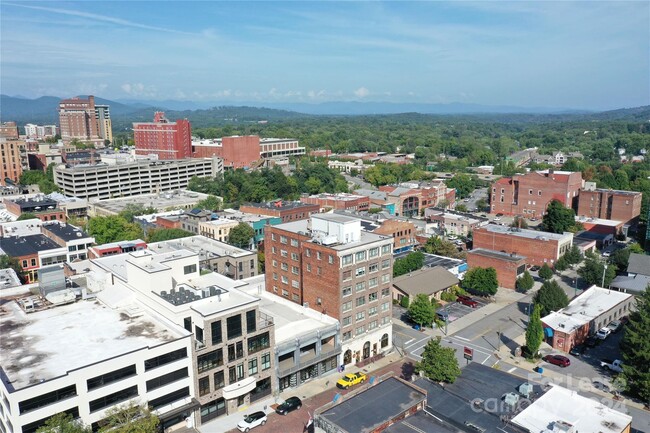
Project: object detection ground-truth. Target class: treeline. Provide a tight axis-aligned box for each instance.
[187,163,348,207]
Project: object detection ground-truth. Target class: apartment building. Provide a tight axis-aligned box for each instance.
[472,224,573,267]
[58,96,104,146]
[95,105,112,144]
[40,221,95,262]
[265,214,394,366]
[53,158,223,199]
[23,124,58,139]
[133,112,192,160]
[87,249,276,425]
[0,138,27,186]
[490,169,583,216]
[300,193,370,212]
[192,136,305,169]
[577,181,642,225]
[239,200,320,223]
[198,219,240,244]
[0,121,19,139]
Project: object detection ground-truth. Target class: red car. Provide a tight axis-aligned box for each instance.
[457,295,478,308]
[543,355,571,367]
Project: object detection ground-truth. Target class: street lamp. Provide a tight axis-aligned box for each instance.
[574,278,578,298]
[602,264,608,288]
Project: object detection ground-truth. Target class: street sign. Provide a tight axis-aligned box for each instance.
[463,346,473,361]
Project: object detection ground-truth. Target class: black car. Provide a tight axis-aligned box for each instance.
[586,335,599,348]
[569,345,585,357]
[275,396,302,415]
[529,266,541,272]
[593,380,611,393]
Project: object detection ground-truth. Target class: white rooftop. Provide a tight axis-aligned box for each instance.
[0,268,21,289]
[542,286,633,331]
[482,224,572,241]
[0,218,42,237]
[513,385,632,433]
[575,216,623,227]
[0,298,186,390]
[149,236,254,259]
[277,218,391,251]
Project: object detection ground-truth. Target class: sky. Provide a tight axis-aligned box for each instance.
[1,1,649,110]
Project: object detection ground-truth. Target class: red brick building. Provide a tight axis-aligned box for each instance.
[58,96,104,145]
[133,112,192,160]
[192,136,304,169]
[264,213,394,365]
[239,200,319,223]
[577,182,642,225]
[472,224,573,267]
[368,218,418,253]
[3,196,66,222]
[300,193,370,212]
[88,239,147,259]
[378,181,456,217]
[0,122,19,139]
[467,248,526,290]
[490,170,583,217]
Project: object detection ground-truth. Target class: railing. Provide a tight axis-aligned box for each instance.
[278,346,342,376]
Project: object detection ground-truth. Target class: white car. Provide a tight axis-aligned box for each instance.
[602,251,611,258]
[596,327,612,340]
[494,217,501,221]
[237,411,267,432]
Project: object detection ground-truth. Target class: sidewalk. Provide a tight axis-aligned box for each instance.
[203,351,403,433]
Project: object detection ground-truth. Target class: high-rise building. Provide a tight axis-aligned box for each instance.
[24,124,58,139]
[58,95,105,146]
[0,138,27,185]
[94,104,113,144]
[133,112,192,160]
[264,213,394,366]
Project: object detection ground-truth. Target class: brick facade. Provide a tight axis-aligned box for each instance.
[577,187,642,225]
[370,219,417,253]
[300,193,370,212]
[0,139,25,185]
[239,201,320,223]
[133,112,192,160]
[58,96,103,145]
[0,122,19,139]
[378,181,456,217]
[466,249,526,290]
[490,170,583,217]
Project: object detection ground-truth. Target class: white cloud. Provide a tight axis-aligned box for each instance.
[120,83,157,97]
[307,90,326,99]
[354,87,369,98]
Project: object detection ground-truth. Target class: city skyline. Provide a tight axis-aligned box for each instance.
[1,1,649,110]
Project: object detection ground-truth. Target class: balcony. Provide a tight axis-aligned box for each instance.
[277,345,341,377]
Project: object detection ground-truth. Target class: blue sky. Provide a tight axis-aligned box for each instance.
[1,1,648,110]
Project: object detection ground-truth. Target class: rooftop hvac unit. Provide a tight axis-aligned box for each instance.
[552,420,575,433]
[503,392,519,406]
[518,382,533,398]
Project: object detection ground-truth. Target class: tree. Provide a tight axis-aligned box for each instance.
[578,257,617,287]
[455,204,468,213]
[87,216,144,244]
[554,255,569,272]
[0,255,23,281]
[541,200,577,234]
[393,251,425,277]
[196,195,222,211]
[408,294,436,327]
[415,337,461,383]
[445,173,476,199]
[400,295,410,308]
[538,263,553,281]
[564,245,583,266]
[423,236,463,259]
[620,288,650,404]
[147,228,193,243]
[119,203,157,223]
[227,223,255,248]
[510,216,529,229]
[462,267,498,296]
[533,280,569,317]
[16,212,37,221]
[257,251,265,273]
[475,198,488,212]
[525,304,544,359]
[97,402,159,433]
[516,270,534,293]
[36,412,91,433]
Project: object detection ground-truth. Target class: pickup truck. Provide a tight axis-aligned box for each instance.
[600,359,624,373]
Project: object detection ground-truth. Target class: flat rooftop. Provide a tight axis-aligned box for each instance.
[480,224,571,241]
[0,218,42,237]
[304,193,368,202]
[90,190,213,214]
[384,411,457,433]
[41,222,91,241]
[513,385,632,433]
[242,201,318,211]
[574,230,612,241]
[0,268,22,289]
[0,234,62,257]
[149,235,254,259]
[394,251,465,270]
[468,248,526,262]
[318,377,426,433]
[277,219,391,251]
[6,195,58,210]
[0,297,186,390]
[219,209,280,224]
[576,216,623,227]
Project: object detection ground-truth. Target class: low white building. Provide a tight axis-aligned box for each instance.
[0,294,195,433]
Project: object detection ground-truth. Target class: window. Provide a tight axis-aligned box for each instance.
[271,233,276,241]
[355,251,366,261]
[227,315,242,340]
[281,275,289,284]
[272,246,276,254]
[199,377,210,396]
[356,296,366,307]
[183,264,197,275]
[342,254,353,265]
[368,277,378,288]
[246,310,256,333]
[369,247,379,258]
[261,352,271,370]
[282,289,289,297]
[149,387,189,410]
[305,248,311,257]
[292,280,299,288]
[198,349,224,373]
[89,386,138,413]
[290,239,298,247]
[382,259,390,269]
[368,320,378,330]
[342,301,352,312]
[343,270,352,280]
[214,370,225,390]
[355,326,365,336]
[382,244,391,254]
[248,358,258,375]
[280,235,287,244]
[228,342,244,362]
[356,311,365,321]
[381,287,390,298]
[369,292,378,302]
[328,255,334,264]
[355,267,366,277]
[248,332,270,354]
[281,262,288,271]
[342,316,351,326]
[381,301,390,311]
[291,265,299,275]
[19,385,77,414]
[369,306,378,316]
[291,252,299,261]
[237,363,245,381]
[87,365,136,390]
[145,348,187,371]
[272,260,277,267]
[306,263,312,272]
[211,321,222,345]
[382,274,391,283]
[529,189,533,195]
[273,272,278,280]
[229,366,237,383]
[369,263,379,273]
[342,286,352,297]
[342,331,352,341]
[146,368,188,391]
[281,250,288,257]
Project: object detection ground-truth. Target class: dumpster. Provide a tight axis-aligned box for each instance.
[536,366,544,374]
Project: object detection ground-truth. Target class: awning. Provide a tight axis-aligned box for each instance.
[158,398,200,421]
[544,328,554,338]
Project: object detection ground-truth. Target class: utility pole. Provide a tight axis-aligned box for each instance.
[602,264,608,288]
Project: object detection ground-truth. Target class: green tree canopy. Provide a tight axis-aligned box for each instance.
[510,216,529,229]
[415,337,461,383]
[462,267,498,296]
[538,263,554,280]
[541,200,577,234]
[516,270,534,293]
[196,195,222,211]
[577,257,617,287]
[533,280,569,317]
[554,255,569,272]
[227,223,255,248]
[97,403,159,433]
[87,216,144,244]
[36,412,91,433]
[393,251,424,277]
[16,212,37,221]
[147,228,193,243]
[119,203,157,223]
[620,288,650,403]
[422,236,464,259]
[445,173,477,199]
[525,304,544,359]
[408,294,437,327]
[564,245,583,266]
[0,254,23,282]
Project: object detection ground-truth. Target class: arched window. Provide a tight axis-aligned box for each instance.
[381,333,389,348]
[343,349,352,365]
[363,341,371,359]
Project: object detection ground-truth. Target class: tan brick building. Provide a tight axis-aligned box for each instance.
[490,170,583,217]
[577,182,642,225]
[265,214,394,366]
[467,248,526,290]
[0,121,19,139]
[472,224,573,267]
[0,138,26,185]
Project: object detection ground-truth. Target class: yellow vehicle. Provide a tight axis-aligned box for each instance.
[336,372,367,389]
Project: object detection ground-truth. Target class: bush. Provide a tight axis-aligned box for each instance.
[516,270,534,293]
[440,291,457,302]
[400,296,410,308]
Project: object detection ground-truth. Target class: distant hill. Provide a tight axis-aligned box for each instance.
[582,105,650,122]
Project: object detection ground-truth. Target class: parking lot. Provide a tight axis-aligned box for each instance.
[393,295,491,329]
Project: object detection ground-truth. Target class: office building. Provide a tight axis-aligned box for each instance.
[192,136,305,169]
[2,195,66,222]
[577,181,642,225]
[53,158,222,199]
[265,214,394,366]
[58,96,104,146]
[239,200,319,223]
[1,139,27,186]
[467,248,526,290]
[23,124,58,140]
[300,193,370,212]
[133,112,192,160]
[0,122,19,139]
[94,105,112,144]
